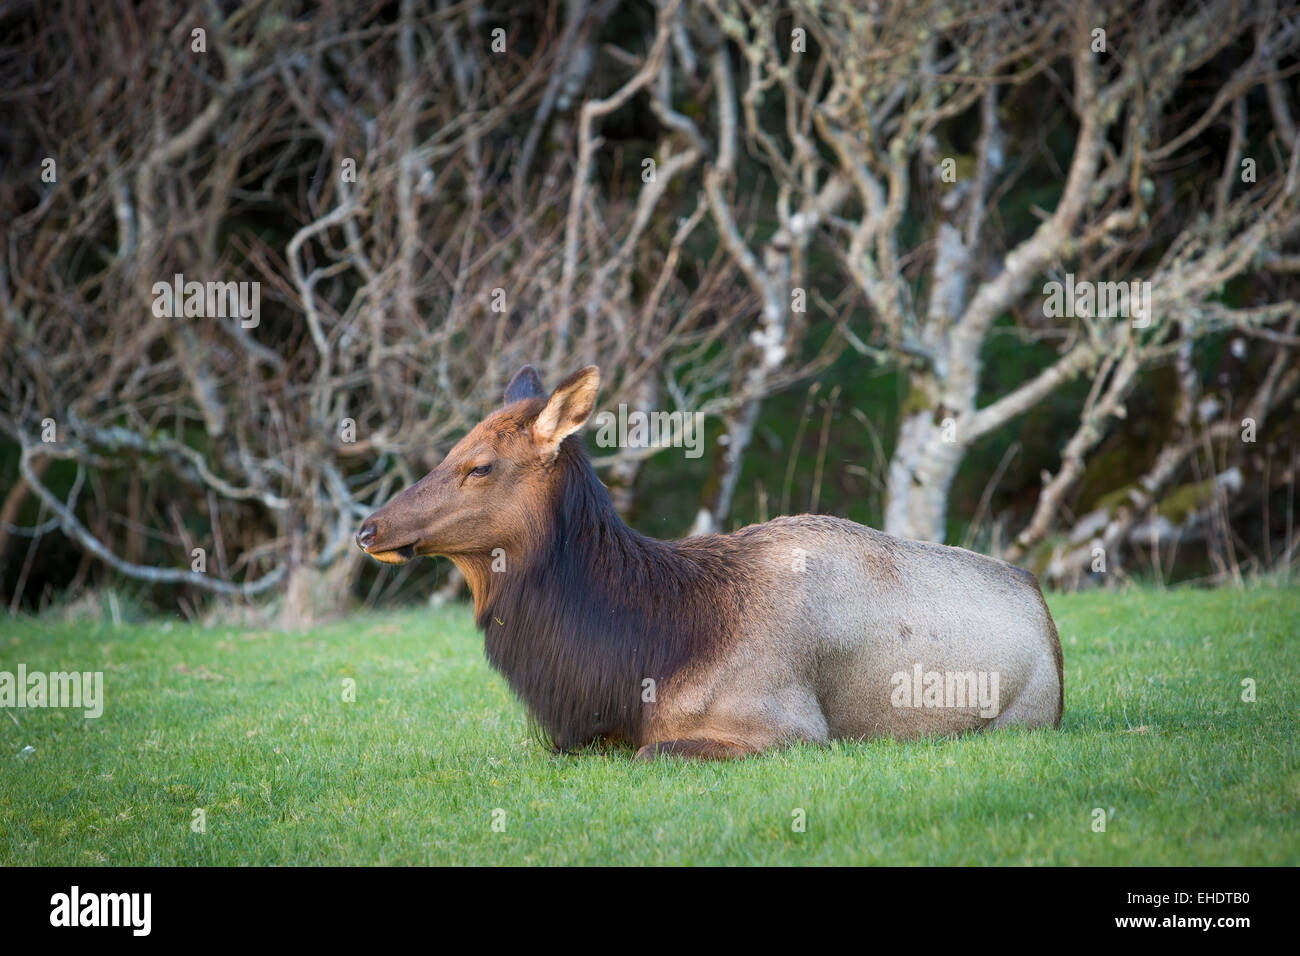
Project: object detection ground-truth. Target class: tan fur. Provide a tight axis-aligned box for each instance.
[641,516,1063,757]
[359,366,1064,760]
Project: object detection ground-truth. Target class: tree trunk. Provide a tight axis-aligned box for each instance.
[278,558,358,630]
[883,404,965,543]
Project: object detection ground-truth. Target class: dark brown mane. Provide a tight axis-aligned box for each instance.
[474,434,743,752]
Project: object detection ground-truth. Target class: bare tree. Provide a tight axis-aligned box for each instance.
[0,0,826,617]
[2,0,1297,618]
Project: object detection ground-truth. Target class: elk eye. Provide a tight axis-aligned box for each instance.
[469,463,493,478]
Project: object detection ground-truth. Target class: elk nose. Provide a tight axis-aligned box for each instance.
[356,523,378,552]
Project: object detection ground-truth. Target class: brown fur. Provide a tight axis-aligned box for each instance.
[358,365,1065,758]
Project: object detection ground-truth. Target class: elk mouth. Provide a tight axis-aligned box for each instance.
[356,519,423,564]
[364,542,418,565]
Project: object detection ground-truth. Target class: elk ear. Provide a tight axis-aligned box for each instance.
[504,365,545,405]
[533,365,600,452]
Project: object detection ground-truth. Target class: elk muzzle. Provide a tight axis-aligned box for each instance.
[355,517,418,564]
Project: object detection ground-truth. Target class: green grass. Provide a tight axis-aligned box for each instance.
[1,586,1296,865]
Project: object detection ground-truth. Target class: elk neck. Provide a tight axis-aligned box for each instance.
[451,437,744,751]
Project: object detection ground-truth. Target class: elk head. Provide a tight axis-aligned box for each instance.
[355,365,600,564]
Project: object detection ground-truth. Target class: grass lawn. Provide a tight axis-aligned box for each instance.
[1,586,1296,865]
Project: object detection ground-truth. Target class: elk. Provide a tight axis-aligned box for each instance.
[356,365,1063,759]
